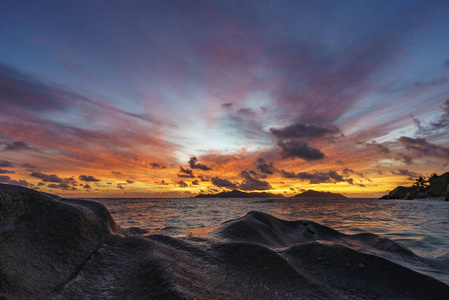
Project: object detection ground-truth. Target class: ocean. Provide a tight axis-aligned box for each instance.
[90,197,449,285]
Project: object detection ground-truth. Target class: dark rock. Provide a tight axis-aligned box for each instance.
[380,186,416,200]
[381,172,449,200]
[428,172,449,197]
[2,184,449,299]
[124,227,148,235]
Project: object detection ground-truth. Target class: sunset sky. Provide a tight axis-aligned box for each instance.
[1,0,449,198]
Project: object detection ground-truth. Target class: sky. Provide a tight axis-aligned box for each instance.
[1,0,449,198]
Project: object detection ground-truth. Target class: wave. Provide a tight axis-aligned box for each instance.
[1,184,448,299]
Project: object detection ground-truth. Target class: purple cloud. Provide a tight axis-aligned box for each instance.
[238,170,272,191]
[31,172,63,183]
[3,141,31,151]
[0,168,15,174]
[277,140,325,161]
[270,123,341,140]
[178,166,194,178]
[398,136,449,159]
[0,160,14,168]
[211,177,238,190]
[79,175,101,182]
[0,175,30,187]
[188,156,211,170]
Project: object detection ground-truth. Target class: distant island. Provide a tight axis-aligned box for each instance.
[193,189,346,199]
[380,172,449,201]
[194,190,285,198]
[293,189,347,198]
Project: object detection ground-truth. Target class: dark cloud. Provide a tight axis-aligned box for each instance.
[117,184,124,189]
[430,99,449,130]
[192,180,199,185]
[178,166,194,178]
[0,175,30,187]
[277,140,324,161]
[395,153,413,165]
[412,100,449,138]
[79,175,101,182]
[177,174,194,178]
[111,171,122,175]
[270,123,341,140]
[237,108,254,116]
[197,175,209,182]
[38,182,45,186]
[397,136,449,159]
[188,156,211,170]
[83,184,91,189]
[411,115,424,131]
[256,157,265,164]
[296,171,343,184]
[347,178,365,187]
[126,179,134,184]
[341,168,372,182]
[256,160,275,175]
[391,169,421,181]
[238,170,272,191]
[179,166,193,175]
[211,177,238,190]
[177,181,188,188]
[149,162,166,169]
[0,160,14,168]
[211,172,271,191]
[280,170,357,185]
[0,175,12,182]
[3,141,31,151]
[221,102,233,109]
[48,183,70,189]
[366,141,390,154]
[22,163,37,169]
[31,172,63,183]
[0,168,14,174]
[279,170,296,178]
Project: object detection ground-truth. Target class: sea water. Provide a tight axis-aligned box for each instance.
[89,197,449,285]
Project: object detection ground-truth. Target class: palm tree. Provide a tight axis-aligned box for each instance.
[414,176,428,192]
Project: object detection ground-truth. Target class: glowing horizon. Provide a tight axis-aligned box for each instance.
[1,0,449,198]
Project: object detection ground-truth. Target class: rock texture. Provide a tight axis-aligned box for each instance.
[1,183,448,299]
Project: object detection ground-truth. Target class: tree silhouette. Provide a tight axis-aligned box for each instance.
[414,176,428,192]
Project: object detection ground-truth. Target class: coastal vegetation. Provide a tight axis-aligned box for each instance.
[380,172,449,200]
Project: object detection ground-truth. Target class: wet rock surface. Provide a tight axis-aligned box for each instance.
[1,184,448,299]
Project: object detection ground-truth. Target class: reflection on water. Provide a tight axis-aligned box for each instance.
[91,197,449,284]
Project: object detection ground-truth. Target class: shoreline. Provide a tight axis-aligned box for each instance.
[2,183,449,299]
